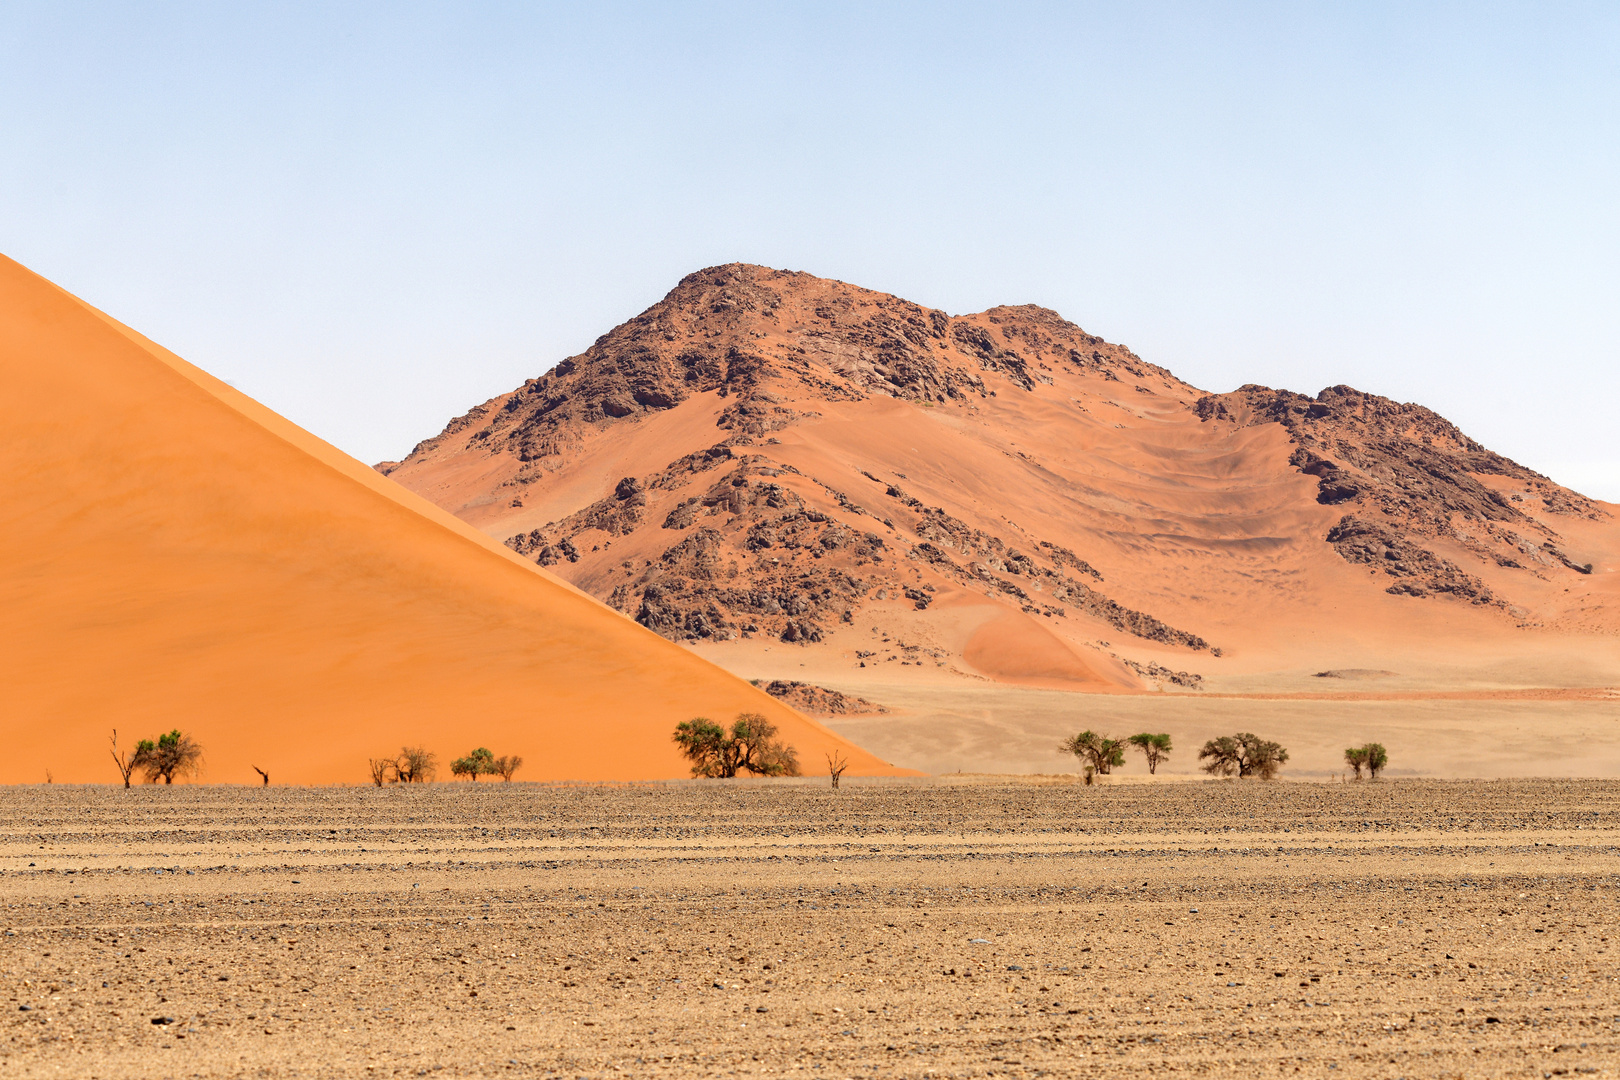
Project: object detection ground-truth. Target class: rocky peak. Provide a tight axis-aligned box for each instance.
[392,265,1159,484]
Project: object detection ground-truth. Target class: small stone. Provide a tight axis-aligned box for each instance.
[18,1005,31,1012]
[151,1016,174,1025]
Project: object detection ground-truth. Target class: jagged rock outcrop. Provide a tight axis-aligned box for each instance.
[1197,383,1602,587]
[761,680,888,716]
[1325,515,1497,604]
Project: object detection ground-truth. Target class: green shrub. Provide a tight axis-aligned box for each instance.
[673,713,800,778]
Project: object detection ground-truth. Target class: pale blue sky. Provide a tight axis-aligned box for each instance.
[3,2,1616,496]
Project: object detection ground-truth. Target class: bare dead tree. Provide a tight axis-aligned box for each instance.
[394,746,437,784]
[367,758,394,786]
[826,750,849,789]
[494,755,523,782]
[110,730,137,789]
[252,766,269,786]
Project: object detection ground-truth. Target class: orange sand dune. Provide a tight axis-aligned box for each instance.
[0,254,905,785]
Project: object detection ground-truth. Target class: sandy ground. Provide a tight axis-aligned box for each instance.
[691,617,1620,780]
[3,780,1619,1078]
[812,678,1620,778]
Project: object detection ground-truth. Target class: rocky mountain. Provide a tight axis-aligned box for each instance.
[380,264,1616,690]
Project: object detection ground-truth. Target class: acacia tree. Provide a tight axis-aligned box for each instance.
[1059,731,1125,775]
[451,747,497,781]
[494,755,523,782]
[132,730,203,784]
[1344,742,1389,780]
[1127,733,1172,774]
[1199,733,1288,779]
[672,713,801,778]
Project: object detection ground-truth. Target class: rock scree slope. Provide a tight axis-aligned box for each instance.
[383,264,1619,690]
[0,253,901,785]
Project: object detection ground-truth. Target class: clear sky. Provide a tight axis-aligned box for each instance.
[3,2,1616,497]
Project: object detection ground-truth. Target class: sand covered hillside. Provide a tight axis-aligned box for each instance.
[382,264,1620,698]
[0,255,903,785]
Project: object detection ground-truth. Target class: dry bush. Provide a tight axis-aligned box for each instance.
[371,746,438,785]
[109,730,137,789]
[395,746,437,783]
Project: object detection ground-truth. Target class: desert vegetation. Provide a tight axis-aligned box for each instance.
[1199,732,1289,779]
[368,745,438,786]
[1058,730,1125,776]
[672,713,800,777]
[1345,742,1389,780]
[1126,732,1172,774]
[450,748,495,781]
[825,750,849,789]
[449,748,524,781]
[107,729,204,785]
[108,730,137,788]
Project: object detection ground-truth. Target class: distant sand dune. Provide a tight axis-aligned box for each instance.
[0,254,908,785]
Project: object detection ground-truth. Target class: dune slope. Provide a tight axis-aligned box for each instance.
[0,254,900,785]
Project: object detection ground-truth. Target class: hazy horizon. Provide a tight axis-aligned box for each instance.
[3,2,1616,497]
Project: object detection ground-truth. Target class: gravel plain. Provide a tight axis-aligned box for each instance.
[3,777,1619,1078]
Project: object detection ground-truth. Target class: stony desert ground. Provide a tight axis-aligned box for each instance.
[4,779,1620,1079]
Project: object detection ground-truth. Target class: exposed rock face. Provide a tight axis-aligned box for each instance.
[761,680,888,716]
[384,263,1614,684]
[1196,383,1602,588]
[1325,515,1497,604]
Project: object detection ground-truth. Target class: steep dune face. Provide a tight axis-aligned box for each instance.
[0,255,901,785]
[385,264,1618,690]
